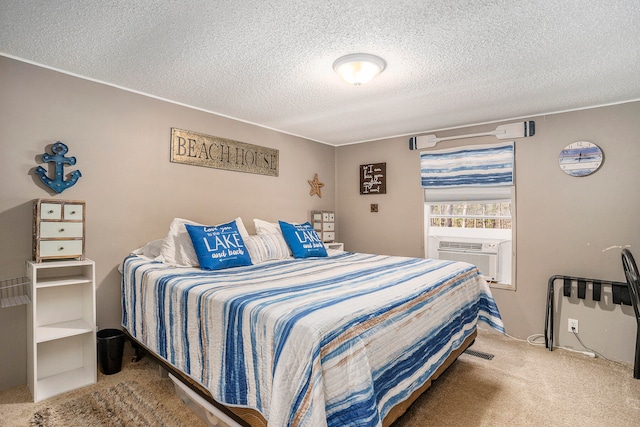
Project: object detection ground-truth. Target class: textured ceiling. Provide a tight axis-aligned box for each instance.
[2,1,639,145]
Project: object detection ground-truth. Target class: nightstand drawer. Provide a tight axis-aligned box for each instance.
[325,242,344,251]
[39,240,84,258]
[323,222,335,231]
[40,203,62,220]
[40,222,84,238]
[322,231,335,242]
[322,212,334,222]
[63,204,83,220]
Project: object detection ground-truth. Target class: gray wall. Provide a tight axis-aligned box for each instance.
[337,102,640,364]
[0,56,335,390]
[2,54,639,390]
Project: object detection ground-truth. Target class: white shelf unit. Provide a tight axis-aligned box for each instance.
[26,259,96,402]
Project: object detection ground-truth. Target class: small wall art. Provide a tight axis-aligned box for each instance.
[360,162,386,195]
[34,141,82,193]
[308,173,324,198]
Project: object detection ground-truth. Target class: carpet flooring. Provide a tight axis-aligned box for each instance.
[29,381,187,426]
[1,329,639,426]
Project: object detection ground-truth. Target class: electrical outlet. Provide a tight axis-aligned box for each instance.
[568,318,579,333]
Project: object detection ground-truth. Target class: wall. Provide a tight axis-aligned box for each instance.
[337,102,640,364]
[3,54,638,390]
[0,56,335,390]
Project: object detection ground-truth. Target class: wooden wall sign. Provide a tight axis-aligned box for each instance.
[360,162,386,194]
[170,128,279,177]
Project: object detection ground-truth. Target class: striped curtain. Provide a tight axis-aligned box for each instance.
[420,142,514,188]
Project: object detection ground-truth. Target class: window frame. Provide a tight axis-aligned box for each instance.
[428,201,513,230]
[424,190,516,290]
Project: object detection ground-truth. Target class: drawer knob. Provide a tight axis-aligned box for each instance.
[59,228,65,233]
[70,211,76,215]
[48,210,54,214]
[58,247,64,251]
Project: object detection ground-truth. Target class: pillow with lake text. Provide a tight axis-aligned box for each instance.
[185,221,252,270]
[160,217,249,267]
[278,221,328,258]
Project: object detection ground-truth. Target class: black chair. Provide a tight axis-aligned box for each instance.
[621,248,640,379]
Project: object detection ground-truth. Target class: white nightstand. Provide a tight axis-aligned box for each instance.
[325,242,344,251]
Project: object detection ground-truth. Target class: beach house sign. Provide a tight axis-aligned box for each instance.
[170,128,279,177]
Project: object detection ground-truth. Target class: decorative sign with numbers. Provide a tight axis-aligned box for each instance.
[360,162,386,195]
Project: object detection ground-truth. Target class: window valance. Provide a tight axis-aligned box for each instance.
[420,142,514,189]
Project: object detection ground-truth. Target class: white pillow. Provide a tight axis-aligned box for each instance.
[244,233,291,264]
[253,218,303,234]
[234,217,250,239]
[131,239,164,258]
[253,218,281,235]
[160,217,249,267]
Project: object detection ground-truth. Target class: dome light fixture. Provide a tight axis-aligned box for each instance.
[333,53,386,85]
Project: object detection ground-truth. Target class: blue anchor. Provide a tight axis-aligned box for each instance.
[35,141,82,193]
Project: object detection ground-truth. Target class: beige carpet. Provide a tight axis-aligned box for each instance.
[394,329,640,426]
[2,329,639,426]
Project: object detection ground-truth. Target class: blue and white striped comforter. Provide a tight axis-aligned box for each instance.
[121,251,503,427]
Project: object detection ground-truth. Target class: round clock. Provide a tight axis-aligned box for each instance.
[558,141,603,177]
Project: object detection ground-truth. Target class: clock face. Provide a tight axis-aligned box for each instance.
[558,141,603,177]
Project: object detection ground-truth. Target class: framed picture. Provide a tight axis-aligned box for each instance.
[360,163,386,195]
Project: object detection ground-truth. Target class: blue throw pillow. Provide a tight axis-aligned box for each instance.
[185,221,252,270]
[278,221,328,258]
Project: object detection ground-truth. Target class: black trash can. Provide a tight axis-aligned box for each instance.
[97,328,125,375]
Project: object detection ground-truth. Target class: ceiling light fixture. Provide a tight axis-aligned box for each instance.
[333,53,386,86]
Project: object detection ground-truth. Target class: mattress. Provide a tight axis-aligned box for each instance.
[121,251,503,427]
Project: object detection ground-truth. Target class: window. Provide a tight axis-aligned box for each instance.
[425,198,515,289]
[428,202,512,230]
[420,142,515,289]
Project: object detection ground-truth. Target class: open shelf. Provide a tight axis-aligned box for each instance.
[34,275,92,289]
[27,259,96,402]
[30,259,93,269]
[36,319,94,343]
[36,365,95,401]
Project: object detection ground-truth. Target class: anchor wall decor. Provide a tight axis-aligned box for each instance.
[35,141,82,193]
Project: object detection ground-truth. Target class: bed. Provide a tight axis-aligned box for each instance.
[120,218,504,427]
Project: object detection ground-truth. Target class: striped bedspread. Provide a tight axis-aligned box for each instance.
[121,251,503,427]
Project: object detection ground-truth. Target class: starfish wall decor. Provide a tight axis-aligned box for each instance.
[308,173,324,198]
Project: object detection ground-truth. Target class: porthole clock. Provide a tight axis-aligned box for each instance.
[558,141,603,177]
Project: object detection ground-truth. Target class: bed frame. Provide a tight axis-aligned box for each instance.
[124,328,477,426]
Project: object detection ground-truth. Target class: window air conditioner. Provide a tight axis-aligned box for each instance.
[437,240,499,282]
